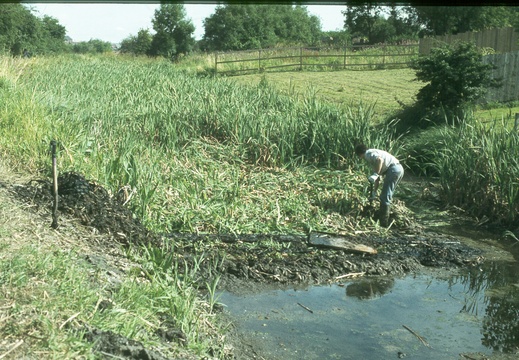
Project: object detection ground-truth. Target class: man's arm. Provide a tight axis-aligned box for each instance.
[374,157,383,175]
[373,157,383,192]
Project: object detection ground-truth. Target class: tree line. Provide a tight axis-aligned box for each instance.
[2,3,519,58]
[0,3,113,56]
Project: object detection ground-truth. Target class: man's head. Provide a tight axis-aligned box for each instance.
[355,144,367,158]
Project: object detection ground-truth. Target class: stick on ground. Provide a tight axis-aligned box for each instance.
[403,324,431,348]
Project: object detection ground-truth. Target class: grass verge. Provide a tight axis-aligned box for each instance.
[0,162,227,359]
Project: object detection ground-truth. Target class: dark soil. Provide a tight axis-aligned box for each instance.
[8,171,487,358]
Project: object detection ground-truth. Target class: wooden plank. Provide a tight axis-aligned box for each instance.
[308,232,377,255]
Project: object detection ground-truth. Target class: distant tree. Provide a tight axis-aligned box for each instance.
[38,15,68,53]
[343,5,418,44]
[0,4,38,55]
[72,39,112,54]
[1,4,71,55]
[386,5,420,43]
[119,29,153,55]
[407,6,519,36]
[149,4,195,59]
[202,4,321,51]
[343,4,382,44]
[276,5,321,46]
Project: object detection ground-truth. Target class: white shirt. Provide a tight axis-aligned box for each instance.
[365,149,399,175]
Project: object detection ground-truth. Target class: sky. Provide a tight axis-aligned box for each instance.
[25,3,346,44]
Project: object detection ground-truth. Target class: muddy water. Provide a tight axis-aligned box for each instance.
[220,235,519,359]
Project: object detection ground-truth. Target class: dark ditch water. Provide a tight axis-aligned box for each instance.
[220,238,519,359]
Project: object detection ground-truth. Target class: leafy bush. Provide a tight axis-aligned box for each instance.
[410,41,499,122]
[391,41,500,133]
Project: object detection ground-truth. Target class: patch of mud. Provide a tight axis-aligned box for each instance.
[12,173,485,286]
[165,231,483,294]
[11,172,160,247]
[81,326,170,360]
[78,322,194,360]
[9,172,484,292]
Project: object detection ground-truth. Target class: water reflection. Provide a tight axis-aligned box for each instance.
[345,278,395,300]
[453,261,519,353]
[329,260,519,352]
[220,259,519,358]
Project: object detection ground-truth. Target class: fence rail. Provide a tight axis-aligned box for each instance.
[215,44,419,75]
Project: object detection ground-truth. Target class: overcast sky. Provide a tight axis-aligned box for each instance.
[25,3,346,44]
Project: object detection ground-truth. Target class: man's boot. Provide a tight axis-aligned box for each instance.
[379,204,390,227]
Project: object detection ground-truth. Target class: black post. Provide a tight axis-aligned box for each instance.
[51,140,59,229]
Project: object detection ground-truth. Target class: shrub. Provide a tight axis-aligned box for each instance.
[410,41,500,124]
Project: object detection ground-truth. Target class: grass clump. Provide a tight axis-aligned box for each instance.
[0,219,225,358]
[422,117,519,227]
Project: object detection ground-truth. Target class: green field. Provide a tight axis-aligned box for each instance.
[232,69,519,124]
[232,68,420,116]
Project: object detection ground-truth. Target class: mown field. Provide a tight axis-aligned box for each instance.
[232,69,419,116]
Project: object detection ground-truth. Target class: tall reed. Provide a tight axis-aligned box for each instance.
[430,117,519,226]
[1,54,394,233]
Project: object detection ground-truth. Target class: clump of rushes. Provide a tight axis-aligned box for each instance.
[0,54,394,234]
[431,116,519,227]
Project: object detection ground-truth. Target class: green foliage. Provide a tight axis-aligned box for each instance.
[1,55,394,233]
[409,6,519,36]
[202,4,322,51]
[149,4,195,59]
[321,30,350,47]
[344,5,518,43]
[0,4,69,56]
[428,119,519,227]
[0,239,224,358]
[409,41,499,125]
[343,5,419,44]
[119,29,153,56]
[72,39,113,54]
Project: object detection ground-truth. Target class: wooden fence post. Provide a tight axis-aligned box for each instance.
[343,46,347,69]
[258,49,261,71]
[300,47,303,71]
[215,52,218,75]
[50,140,59,229]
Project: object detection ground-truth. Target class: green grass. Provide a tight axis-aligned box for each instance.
[2,52,517,229]
[0,242,226,358]
[0,187,225,359]
[427,119,519,226]
[230,68,419,117]
[476,105,519,127]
